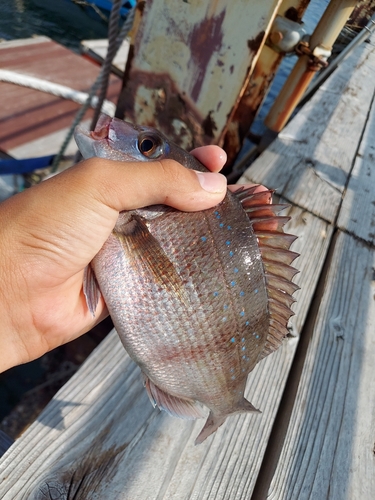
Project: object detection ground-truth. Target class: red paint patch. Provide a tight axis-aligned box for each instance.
[188,9,226,102]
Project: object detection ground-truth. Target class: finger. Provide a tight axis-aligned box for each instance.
[190,145,227,172]
[77,157,228,213]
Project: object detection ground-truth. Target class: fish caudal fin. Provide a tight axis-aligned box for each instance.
[235,186,299,360]
[143,375,207,420]
[195,398,260,445]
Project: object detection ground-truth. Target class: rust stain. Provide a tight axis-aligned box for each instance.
[247,31,265,52]
[347,0,375,29]
[188,8,226,102]
[202,110,218,138]
[271,66,315,132]
[223,52,282,165]
[283,1,310,23]
[117,70,215,148]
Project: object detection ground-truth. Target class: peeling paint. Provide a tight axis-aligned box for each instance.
[248,31,266,52]
[188,8,226,101]
[118,0,284,155]
[202,110,218,138]
[117,70,216,149]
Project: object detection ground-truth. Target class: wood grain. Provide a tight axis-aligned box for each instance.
[337,83,375,246]
[266,231,375,499]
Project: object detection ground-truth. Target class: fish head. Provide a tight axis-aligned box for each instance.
[75,115,171,162]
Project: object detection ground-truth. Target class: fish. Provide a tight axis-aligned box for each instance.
[74,114,299,444]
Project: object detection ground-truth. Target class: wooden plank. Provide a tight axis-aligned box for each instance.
[239,33,375,222]
[337,85,375,246]
[81,38,130,73]
[0,207,332,499]
[265,231,375,499]
[0,37,122,154]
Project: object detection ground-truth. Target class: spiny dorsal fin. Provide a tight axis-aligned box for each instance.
[235,188,299,360]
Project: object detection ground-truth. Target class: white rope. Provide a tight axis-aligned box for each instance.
[0,69,116,116]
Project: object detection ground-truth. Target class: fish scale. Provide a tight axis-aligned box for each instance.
[75,115,299,444]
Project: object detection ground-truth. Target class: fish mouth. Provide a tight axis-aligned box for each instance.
[91,113,112,140]
[74,115,140,160]
[74,114,136,159]
[90,115,141,142]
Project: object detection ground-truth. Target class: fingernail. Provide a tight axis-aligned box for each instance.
[195,171,227,193]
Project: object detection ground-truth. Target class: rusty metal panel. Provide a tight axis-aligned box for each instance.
[223,0,311,164]
[117,0,283,150]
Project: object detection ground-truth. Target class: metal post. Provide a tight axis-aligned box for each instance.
[264,0,357,133]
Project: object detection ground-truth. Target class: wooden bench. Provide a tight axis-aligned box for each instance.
[1,33,375,499]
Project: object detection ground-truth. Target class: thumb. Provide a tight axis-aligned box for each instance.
[80,157,228,213]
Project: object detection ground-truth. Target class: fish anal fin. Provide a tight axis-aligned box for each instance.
[115,214,189,305]
[195,398,261,445]
[143,375,206,420]
[83,264,101,318]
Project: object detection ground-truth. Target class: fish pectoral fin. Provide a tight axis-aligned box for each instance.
[143,375,206,420]
[83,264,101,318]
[115,215,189,305]
[195,398,261,445]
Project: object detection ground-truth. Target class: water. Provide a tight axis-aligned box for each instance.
[0,0,109,52]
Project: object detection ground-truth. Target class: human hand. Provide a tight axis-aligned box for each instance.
[0,146,267,372]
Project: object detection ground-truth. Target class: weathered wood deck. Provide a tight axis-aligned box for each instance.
[0,36,122,158]
[0,32,375,499]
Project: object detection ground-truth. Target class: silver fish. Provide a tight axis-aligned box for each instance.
[74,115,299,444]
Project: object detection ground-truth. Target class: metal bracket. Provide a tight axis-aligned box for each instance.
[267,15,306,53]
[295,40,330,70]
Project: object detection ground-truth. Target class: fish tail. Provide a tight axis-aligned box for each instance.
[194,398,260,445]
[194,412,227,445]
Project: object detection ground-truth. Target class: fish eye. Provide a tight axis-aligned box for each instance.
[138,135,164,159]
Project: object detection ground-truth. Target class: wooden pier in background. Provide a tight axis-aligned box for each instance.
[0,36,122,159]
[0,32,375,499]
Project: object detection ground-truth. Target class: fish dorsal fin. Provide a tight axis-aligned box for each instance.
[143,374,207,420]
[235,187,299,360]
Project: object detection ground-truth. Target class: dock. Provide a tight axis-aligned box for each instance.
[0,31,375,499]
[0,36,122,159]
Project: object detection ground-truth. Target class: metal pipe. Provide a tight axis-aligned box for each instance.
[301,13,375,104]
[264,0,357,132]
